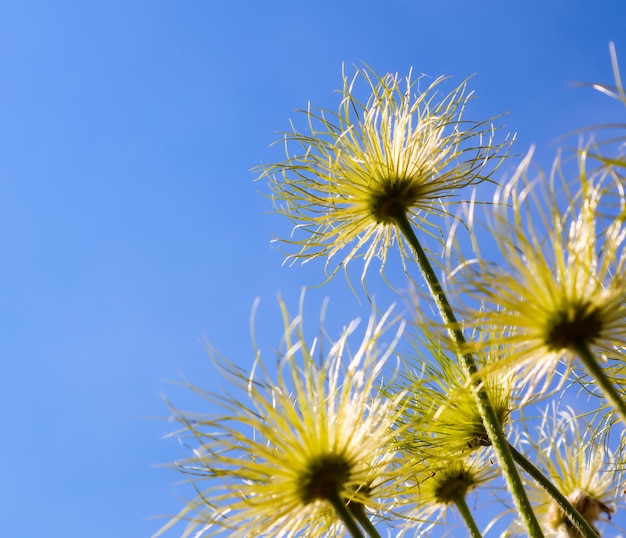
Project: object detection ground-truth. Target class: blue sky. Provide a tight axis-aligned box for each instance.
[2,2,626,537]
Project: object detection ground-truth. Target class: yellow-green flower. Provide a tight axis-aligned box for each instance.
[260,65,508,287]
[156,300,411,538]
[394,330,515,460]
[506,406,621,537]
[453,147,626,397]
[398,449,498,536]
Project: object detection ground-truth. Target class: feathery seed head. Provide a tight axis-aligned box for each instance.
[451,147,626,396]
[506,406,622,537]
[399,450,497,534]
[430,465,481,504]
[260,64,510,288]
[393,331,515,459]
[156,299,410,538]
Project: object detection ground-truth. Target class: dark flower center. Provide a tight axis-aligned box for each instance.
[432,468,476,504]
[370,178,424,224]
[299,453,352,504]
[545,304,602,351]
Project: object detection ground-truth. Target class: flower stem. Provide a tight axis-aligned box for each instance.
[327,489,365,538]
[575,342,626,426]
[508,443,599,538]
[350,504,382,538]
[392,211,544,538]
[453,494,483,538]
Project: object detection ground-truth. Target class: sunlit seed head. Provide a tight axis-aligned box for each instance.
[260,64,509,287]
[449,146,626,397]
[399,449,497,534]
[391,328,515,460]
[156,299,412,538]
[503,405,622,537]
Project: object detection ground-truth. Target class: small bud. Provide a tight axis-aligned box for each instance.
[548,489,614,538]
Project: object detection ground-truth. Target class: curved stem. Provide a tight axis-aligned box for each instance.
[509,443,599,538]
[327,489,365,538]
[350,504,382,538]
[393,211,544,538]
[575,343,626,426]
[453,494,483,538]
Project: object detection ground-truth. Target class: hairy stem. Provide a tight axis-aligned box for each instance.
[393,211,544,538]
[350,504,382,538]
[327,489,365,538]
[509,443,599,538]
[575,342,626,426]
[454,494,483,538]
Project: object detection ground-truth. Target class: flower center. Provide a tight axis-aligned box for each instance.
[370,178,423,224]
[431,467,476,504]
[298,453,353,504]
[544,304,602,351]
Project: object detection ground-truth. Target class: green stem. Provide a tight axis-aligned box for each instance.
[327,489,365,538]
[393,211,544,538]
[453,494,483,538]
[575,343,626,426]
[509,443,598,538]
[350,504,382,538]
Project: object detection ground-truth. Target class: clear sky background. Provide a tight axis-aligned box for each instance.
[2,2,626,537]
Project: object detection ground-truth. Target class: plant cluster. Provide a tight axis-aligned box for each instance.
[158,44,626,537]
